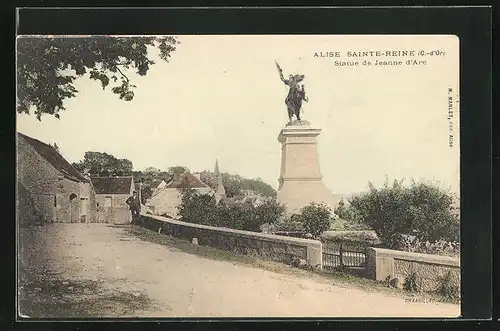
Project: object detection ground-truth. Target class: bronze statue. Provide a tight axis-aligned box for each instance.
[275,61,309,123]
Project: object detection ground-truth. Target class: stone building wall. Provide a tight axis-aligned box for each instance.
[17,137,83,223]
[17,136,98,223]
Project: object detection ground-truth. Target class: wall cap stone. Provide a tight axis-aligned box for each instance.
[368,247,460,267]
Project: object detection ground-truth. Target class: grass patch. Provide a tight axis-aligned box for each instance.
[18,277,155,318]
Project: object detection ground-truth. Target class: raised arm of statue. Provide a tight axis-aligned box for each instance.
[275,61,289,85]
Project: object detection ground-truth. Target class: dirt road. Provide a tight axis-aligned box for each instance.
[18,224,460,318]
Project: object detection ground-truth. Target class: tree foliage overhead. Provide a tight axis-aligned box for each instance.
[133,168,171,204]
[72,151,133,177]
[349,179,459,249]
[168,166,189,175]
[17,36,179,120]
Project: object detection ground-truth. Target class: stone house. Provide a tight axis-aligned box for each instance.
[151,179,168,196]
[17,132,97,224]
[146,171,213,218]
[91,176,135,224]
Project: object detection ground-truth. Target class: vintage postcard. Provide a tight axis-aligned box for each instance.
[16,34,460,319]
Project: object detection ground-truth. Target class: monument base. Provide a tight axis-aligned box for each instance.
[276,121,336,215]
[277,180,336,215]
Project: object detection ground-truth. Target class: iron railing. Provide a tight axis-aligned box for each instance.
[322,242,367,270]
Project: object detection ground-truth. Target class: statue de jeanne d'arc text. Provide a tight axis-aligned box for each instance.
[275,61,309,123]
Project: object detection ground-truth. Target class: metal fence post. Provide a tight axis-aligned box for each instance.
[339,242,344,267]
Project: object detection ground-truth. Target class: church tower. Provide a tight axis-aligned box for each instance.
[214,159,226,202]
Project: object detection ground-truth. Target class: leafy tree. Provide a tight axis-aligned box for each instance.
[17,36,179,120]
[144,167,161,175]
[222,174,244,197]
[132,168,171,203]
[334,198,364,224]
[295,202,333,238]
[168,166,189,175]
[176,189,284,233]
[236,199,285,232]
[215,201,246,230]
[72,151,133,176]
[349,179,459,249]
[176,188,217,226]
[254,199,286,227]
[139,186,153,204]
[334,198,348,219]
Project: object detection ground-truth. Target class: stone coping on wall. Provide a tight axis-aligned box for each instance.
[141,213,322,248]
[370,247,460,267]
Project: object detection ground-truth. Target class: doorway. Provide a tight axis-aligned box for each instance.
[69,193,78,223]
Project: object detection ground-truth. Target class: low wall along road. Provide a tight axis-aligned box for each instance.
[138,214,323,269]
[366,247,460,292]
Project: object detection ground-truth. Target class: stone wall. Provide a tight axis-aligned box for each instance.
[139,214,322,268]
[366,247,460,292]
[96,194,132,224]
[17,182,43,226]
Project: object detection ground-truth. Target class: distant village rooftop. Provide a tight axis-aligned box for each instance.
[165,171,209,189]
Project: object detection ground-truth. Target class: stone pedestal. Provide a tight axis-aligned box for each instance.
[277,120,335,215]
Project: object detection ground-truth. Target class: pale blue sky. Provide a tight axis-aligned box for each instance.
[17,35,460,195]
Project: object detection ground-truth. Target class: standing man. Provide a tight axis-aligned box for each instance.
[126,190,141,225]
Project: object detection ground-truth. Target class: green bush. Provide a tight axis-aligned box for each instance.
[334,199,363,224]
[215,201,246,229]
[177,188,218,226]
[349,179,460,249]
[403,272,423,293]
[436,271,460,302]
[295,202,333,238]
[177,189,284,232]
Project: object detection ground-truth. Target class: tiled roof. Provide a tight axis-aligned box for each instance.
[18,132,89,183]
[165,171,210,189]
[91,176,134,194]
